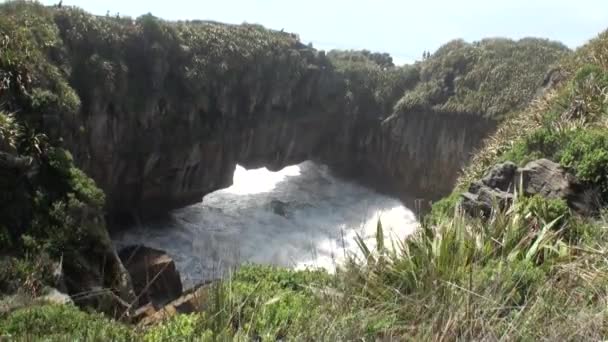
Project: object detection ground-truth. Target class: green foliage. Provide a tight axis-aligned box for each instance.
[427,190,462,223]
[516,195,570,226]
[327,50,420,116]
[46,147,105,208]
[0,120,107,297]
[144,266,340,341]
[339,194,607,339]
[327,49,395,68]
[0,304,135,341]
[0,112,21,151]
[395,38,570,118]
[560,129,608,197]
[0,255,54,295]
[503,127,608,200]
[432,31,608,338]
[143,314,211,342]
[218,265,333,340]
[0,1,80,116]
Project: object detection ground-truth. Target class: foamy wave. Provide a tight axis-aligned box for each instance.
[113,161,418,287]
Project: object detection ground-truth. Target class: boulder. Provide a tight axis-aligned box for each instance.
[481,161,518,191]
[516,159,596,214]
[461,186,514,217]
[462,159,598,217]
[118,245,183,309]
[269,199,290,217]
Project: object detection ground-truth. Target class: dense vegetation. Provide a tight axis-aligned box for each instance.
[2,1,607,341]
[395,38,570,118]
[0,2,131,313]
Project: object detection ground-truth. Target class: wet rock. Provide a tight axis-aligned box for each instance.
[462,159,598,217]
[269,199,290,217]
[118,245,183,309]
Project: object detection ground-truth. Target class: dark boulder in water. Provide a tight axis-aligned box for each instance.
[269,199,290,217]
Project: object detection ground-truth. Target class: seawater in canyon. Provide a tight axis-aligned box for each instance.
[113,161,418,287]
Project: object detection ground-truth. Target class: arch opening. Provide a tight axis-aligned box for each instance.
[113,161,418,287]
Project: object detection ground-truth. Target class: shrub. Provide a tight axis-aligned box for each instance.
[559,129,608,199]
[502,127,608,201]
[0,304,135,341]
[395,38,570,117]
[0,255,54,295]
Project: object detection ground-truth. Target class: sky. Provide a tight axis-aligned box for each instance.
[37,0,608,65]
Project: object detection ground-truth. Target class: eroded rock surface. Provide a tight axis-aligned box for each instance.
[462,159,598,217]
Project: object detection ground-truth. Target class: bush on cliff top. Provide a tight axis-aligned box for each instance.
[395,38,570,118]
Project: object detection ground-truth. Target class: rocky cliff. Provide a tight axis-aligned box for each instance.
[1,4,570,222]
[326,111,497,206]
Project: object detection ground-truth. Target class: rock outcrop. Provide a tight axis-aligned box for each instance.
[462,159,598,217]
[118,245,183,309]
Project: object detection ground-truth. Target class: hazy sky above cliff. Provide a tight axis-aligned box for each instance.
[39,0,608,65]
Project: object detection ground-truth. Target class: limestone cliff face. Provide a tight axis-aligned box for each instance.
[74,101,343,219]
[7,9,559,220]
[316,111,496,209]
[375,112,496,201]
[62,50,343,218]
[52,36,497,219]
[67,81,495,219]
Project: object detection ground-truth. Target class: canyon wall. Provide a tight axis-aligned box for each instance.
[2,8,565,222]
[65,71,496,220]
[323,111,496,207]
[46,18,497,220]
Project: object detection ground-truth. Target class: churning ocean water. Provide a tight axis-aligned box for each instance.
[113,161,418,288]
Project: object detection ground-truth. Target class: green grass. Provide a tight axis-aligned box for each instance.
[0,304,135,341]
[3,196,606,340]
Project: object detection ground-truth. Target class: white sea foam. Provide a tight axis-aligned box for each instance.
[113,161,418,287]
